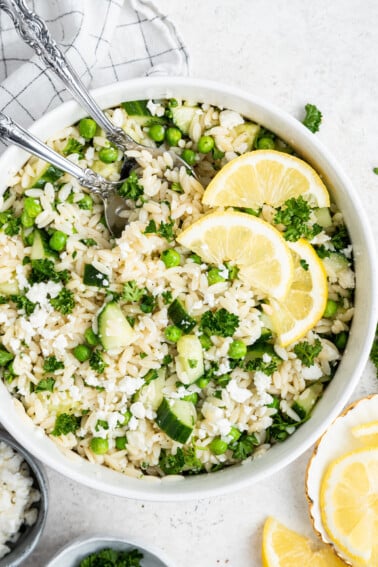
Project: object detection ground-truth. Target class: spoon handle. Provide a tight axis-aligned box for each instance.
[0,0,137,151]
[0,111,111,195]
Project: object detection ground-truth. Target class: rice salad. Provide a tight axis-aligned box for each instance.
[0,99,355,478]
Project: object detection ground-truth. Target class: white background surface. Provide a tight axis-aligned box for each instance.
[23,1,378,565]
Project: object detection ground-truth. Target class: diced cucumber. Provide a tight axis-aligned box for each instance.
[322,252,349,276]
[134,368,166,410]
[156,398,197,443]
[171,106,198,135]
[245,342,281,364]
[292,383,323,420]
[232,122,260,150]
[83,264,110,288]
[92,160,122,178]
[168,299,196,333]
[314,207,332,228]
[98,301,135,350]
[27,164,64,190]
[30,230,55,260]
[0,279,19,295]
[176,335,204,384]
[121,100,152,117]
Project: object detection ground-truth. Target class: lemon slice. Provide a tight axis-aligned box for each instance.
[177,211,293,300]
[269,239,328,346]
[352,420,378,446]
[202,150,330,209]
[320,447,378,566]
[262,517,346,567]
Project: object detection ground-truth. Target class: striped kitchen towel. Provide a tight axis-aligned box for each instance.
[0,0,189,152]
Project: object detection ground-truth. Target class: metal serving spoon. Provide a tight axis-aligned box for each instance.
[0,112,129,237]
[0,0,192,174]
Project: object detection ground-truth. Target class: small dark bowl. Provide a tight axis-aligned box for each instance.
[0,429,48,567]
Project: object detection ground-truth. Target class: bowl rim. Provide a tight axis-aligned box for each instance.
[45,534,175,567]
[0,429,48,566]
[0,75,377,501]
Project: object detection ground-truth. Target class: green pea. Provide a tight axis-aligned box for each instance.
[323,299,338,318]
[78,195,93,210]
[199,334,212,350]
[197,135,215,154]
[181,148,197,166]
[98,146,118,163]
[161,249,181,268]
[79,118,97,140]
[228,339,247,359]
[164,325,183,343]
[334,331,348,351]
[90,437,109,455]
[49,230,67,252]
[257,137,275,150]
[148,124,165,142]
[207,268,226,286]
[73,344,91,362]
[196,376,210,389]
[209,437,228,455]
[228,426,241,441]
[21,210,34,228]
[84,328,100,347]
[115,436,127,450]
[165,127,182,146]
[24,197,42,219]
[183,392,199,404]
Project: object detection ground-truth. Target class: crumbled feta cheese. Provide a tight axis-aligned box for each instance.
[217,419,232,436]
[214,360,231,375]
[52,335,68,352]
[226,379,252,403]
[26,282,62,306]
[254,371,271,393]
[130,402,146,419]
[219,110,244,129]
[339,269,355,289]
[262,353,272,363]
[118,377,145,395]
[302,364,323,380]
[146,100,165,117]
[15,265,29,291]
[128,416,138,431]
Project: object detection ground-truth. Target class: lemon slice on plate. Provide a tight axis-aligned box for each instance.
[351,421,378,446]
[176,210,293,300]
[320,447,378,566]
[269,239,328,346]
[262,517,345,567]
[202,150,330,209]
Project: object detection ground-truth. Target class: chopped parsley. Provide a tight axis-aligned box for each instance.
[315,244,331,259]
[122,280,145,302]
[10,294,36,315]
[199,308,239,337]
[159,447,202,475]
[370,325,378,372]
[0,210,21,236]
[244,357,278,376]
[43,356,64,373]
[274,196,322,242]
[300,259,309,271]
[373,167,378,175]
[140,292,157,314]
[0,347,14,366]
[170,181,183,193]
[143,369,158,384]
[79,548,143,567]
[230,432,259,461]
[95,419,109,431]
[50,288,75,314]
[62,137,84,158]
[143,219,175,241]
[28,259,70,284]
[330,225,350,251]
[118,171,144,201]
[267,410,301,442]
[89,350,107,374]
[162,354,173,366]
[302,103,322,133]
[161,290,173,305]
[35,378,55,393]
[51,412,80,436]
[293,338,323,367]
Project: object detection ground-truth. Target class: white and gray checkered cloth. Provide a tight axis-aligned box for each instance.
[0,0,189,152]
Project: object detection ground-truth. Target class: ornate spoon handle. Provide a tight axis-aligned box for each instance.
[0,111,114,195]
[0,0,138,151]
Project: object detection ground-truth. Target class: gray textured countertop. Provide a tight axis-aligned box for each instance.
[20,1,378,565]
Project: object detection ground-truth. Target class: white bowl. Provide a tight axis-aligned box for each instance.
[0,77,376,501]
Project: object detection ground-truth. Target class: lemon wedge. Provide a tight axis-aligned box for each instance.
[320,447,378,566]
[269,239,328,346]
[262,517,346,567]
[352,420,378,446]
[176,211,293,300]
[202,150,330,209]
